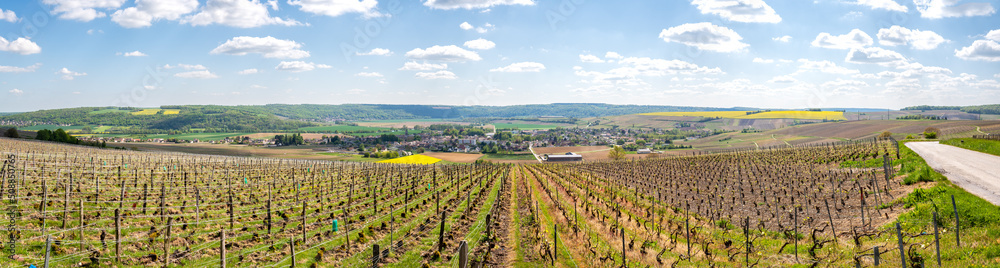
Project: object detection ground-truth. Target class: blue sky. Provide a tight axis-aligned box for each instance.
[1,0,998,112]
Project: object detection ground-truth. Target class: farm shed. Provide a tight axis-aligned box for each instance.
[545,152,583,162]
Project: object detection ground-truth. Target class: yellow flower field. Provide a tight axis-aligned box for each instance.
[132,109,180,115]
[377,154,443,165]
[641,110,846,120]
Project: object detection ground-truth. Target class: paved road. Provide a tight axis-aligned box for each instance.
[906,142,1000,205]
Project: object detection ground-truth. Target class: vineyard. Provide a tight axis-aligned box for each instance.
[0,137,995,267]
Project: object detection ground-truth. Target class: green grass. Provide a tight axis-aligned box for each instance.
[492,123,558,130]
[942,138,1000,157]
[18,124,86,131]
[481,153,536,161]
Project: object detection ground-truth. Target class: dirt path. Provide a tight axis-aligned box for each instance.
[906,141,1000,205]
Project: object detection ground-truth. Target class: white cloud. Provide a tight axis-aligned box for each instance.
[955,40,1000,61]
[347,88,366,94]
[877,26,946,50]
[797,59,859,74]
[915,0,995,19]
[464,38,496,50]
[0,37,41,55]
[415,70,457,79]
[267,0,278,10]
[605,52,623,59]
[56,68,87,80]
[855,0,908,12]
[987,29,1000,41]
[846,47,908,65]
[117,51,147,57]
[164,63,207,70]
[424,0,533,10]
[459,22,473,30]
[42,0,127,21]
[8,89,22,96]
[238,68,259,75]
[399,61,448,71]
[356,72,383,77]
[183,0,303,28]
[405,45,482,62]
[768,75,797,83]
[0,9,19,22]
[617,57,724,75]
[811,29,873,49]
[0,63,41,73]
[288,0,380,18]
[659,22,748,53]
[211,36,309,59]
[753,57,774,63]
[274,61,331,72]
[111,0,199,28]
[476,23,493,33]
[772,35,792,42]
[175,70,218,79]
[490,62,545,72]
[690,0,782,23]
[357,48,392,56]
[579,54,605,63]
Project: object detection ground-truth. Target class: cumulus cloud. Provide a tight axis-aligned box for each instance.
[164,63,207,70]
[753,57,774,64]
[659,22,748,52]
[579,54,605,63]
[605,52,623,59]
[617,57,724,75]
[183,0,303,28]
[772,35,792,42]
[357,48,392,56]
[459,22,473,30]
[211,36,309,59]
[399,61,448,71]
[846,47,908,65]
[288,0,380,17]
[0,63,42,73]
[0,9,19,22]
[274,61,331,72]
[797,59,859,74]
[464,38,496,50]
[768,75,797,83]
[915,0,995,19]
[490,62,545,72]
[42,0,126,21]
[415,70,457,79]
[424,0,533,10]
[459,22,494,33]
[356,72,383,77]
[987,29,1000,41]
[57,68,87,80]
[117,51,147,57]
[8,89,23,96]
[855,0,908,12]
[405,45,482,62]
[238,68,259,75]
[111,0,199,28]
[955,40,1000,61]
[811,29,873,50]
[175,70,218,79]
[877,26,946,50]
[690,0,782,23]
[0,37,41,55]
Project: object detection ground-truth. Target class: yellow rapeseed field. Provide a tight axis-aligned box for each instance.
[131,109,180,115]
[641,111,846,120]
[377,154,443,165]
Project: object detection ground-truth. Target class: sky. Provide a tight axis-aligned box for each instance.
[0,0,999,112]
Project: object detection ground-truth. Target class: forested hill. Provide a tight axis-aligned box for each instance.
[902,104,1000,114]
[2,103,751,126]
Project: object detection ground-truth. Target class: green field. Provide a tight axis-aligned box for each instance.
[942,138,1000,156]
[18,124,86,131]
[492,123,558,130]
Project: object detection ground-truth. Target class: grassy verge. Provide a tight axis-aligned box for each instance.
[941,138,1000,157]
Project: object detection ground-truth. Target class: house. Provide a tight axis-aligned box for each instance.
[545,152,583,162]
[637,148,652,154]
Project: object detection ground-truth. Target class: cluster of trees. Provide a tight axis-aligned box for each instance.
[3,128,18,138]
[897,115,947,120]
[363,150,400,158]
[274,133,305,146]
[36,128,106,148]
[902,104,1000,115]
[443,127,485,137]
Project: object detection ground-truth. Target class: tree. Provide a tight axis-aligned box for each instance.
[3,128,18,138]
[878,131,892,138]
[608,145,626,161]
[36,129,52,141]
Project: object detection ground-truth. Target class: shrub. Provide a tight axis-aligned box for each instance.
[924,131,937,139]
[878,131,892,138]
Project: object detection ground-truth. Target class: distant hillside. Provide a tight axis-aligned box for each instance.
[902,104,1000,114]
